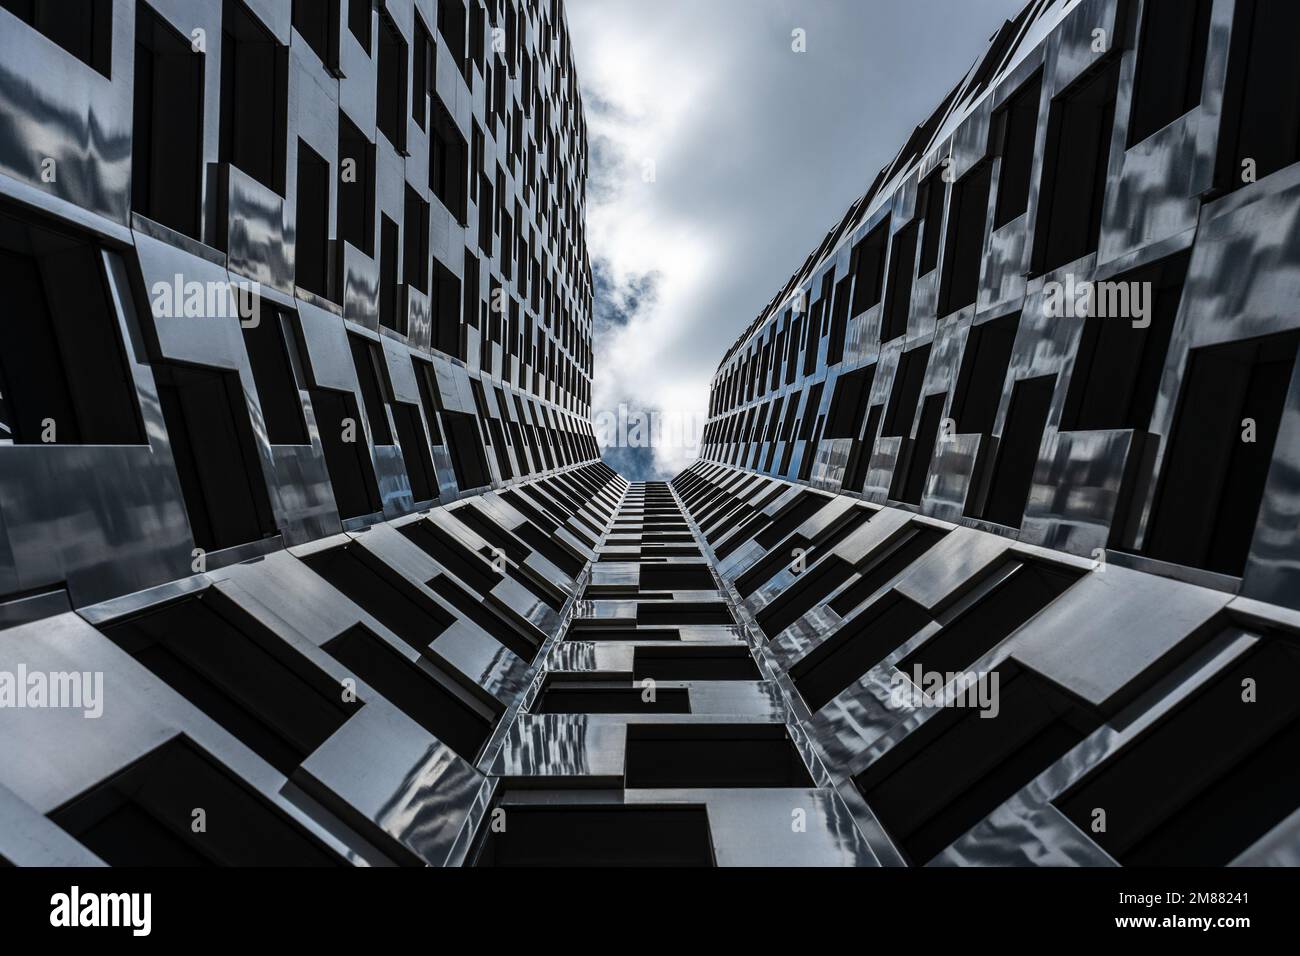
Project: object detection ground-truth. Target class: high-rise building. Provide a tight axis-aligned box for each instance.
[1,0,1299,869]
[0,0,608,867]
[690,0,1300,867]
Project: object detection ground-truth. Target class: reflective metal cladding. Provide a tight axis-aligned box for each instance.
[692,0,1300,867]
[0,0,606,868]
[3,0,1300,868]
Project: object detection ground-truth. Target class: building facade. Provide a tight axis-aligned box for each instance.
[2,0,1300,868]
[690,0,1300,865]
[0,0,619,866]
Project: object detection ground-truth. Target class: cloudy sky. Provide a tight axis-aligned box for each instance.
[565,0,1027,480]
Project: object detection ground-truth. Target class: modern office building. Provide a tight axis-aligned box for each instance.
[1,0,1299,867]
[691,0,1300,866]
[0,0,612,867]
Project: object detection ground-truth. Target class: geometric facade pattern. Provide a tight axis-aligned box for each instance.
[695,0,1300,865]
[0,0,603,866]
[3,0,1300,868]
[703,0,1300,607]
[674,462,1300,865]
[0,0,595,620]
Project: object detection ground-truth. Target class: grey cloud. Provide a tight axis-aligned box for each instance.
[593,261,660,335]
[568,0,1027,480]
[601,444,672,481]
[587,131,629,205]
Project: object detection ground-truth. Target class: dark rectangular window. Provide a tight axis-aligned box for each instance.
[324,624,492,761]
[469,1,484,71]
[1060,253,1187,432]
[792,593,933,712]
[347,0,370,52]
[410,358,442,446]
[411,12,433,127]
[100,591,358,775]
[295,141,330,298]
[992,71,1041,228]
[1143,330,1298,576]
[785,314,802,383]
[881,345,931,438]
[398,516,506,598]
[463,248,480,331]
[1128,0,1212,146]
[241,304,308,445]
[2,0,112,76]
[437,0,467,77]
[220,0,288,194]
[0,212,143,445]
[796,383,824,443]
[1055,638,1300,866]
[897,559,1080,677]
[755,555,857,639]
[824,365,876,440]
[474,805,713,868]
[348,334,393,443]
[499,210,514,281]
[300,543,459,655]
[734,507,874,599]
[636,602,733,627]
[639,563,716,591]
[291,0,339,70]
[154,362,277,551]
[917,170,946,276]
[403,186,429,293]
[850,217,889,315]
[951,312,1019,435]
[1032,60,1119,274]
[802,298,820,375]
[309,387,381,519]
[937,162,992,316]
[844,404,883,492]
[453,502,527,566]
[816,271,834,339]
[375,10,407,151]
[624,724,813,789]
[975,374,1055,528]
[132,1,203,239]
[828,525,947,619]
[494,510,583,579]
[892,392,946,505]
[826,273,854,366]
[426,569,541,659]
[442,409,491,491]
[432,257,462,357]
[429,101,469,224]
[477,171,494,252]
[856,665,1101,865]
[392,401,436,503]
[881,224,918,342]
[634,646,762,682]
[378,213,400,333]
[753,487,839,540]
[337,114,375,255]
[1218,0,1300,190]
[50,737,341,865]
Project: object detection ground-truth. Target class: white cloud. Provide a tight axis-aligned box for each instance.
[565,0,1030,479]
[569,2,738,478]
